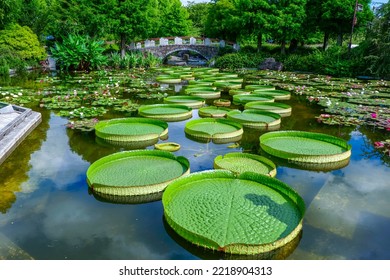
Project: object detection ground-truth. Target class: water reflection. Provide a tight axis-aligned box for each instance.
[0,70,389,260]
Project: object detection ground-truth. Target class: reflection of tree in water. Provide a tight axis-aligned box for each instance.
[358,126,390,167]
[0,108,49,213]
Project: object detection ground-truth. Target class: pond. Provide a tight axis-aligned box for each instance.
[0,68,389,260]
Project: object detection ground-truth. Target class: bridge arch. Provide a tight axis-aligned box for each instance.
[129,37,240,61]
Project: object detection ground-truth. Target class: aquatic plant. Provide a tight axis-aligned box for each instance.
[162,170,305,255]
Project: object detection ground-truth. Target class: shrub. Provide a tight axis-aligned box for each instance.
[0,58,9,76]
[214,52,265,70]
[51,34,107,72]
[0,24,46,62]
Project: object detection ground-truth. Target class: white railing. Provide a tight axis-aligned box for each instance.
[129,37,240,50]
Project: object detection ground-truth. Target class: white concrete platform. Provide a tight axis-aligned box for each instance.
[0,104,42,165]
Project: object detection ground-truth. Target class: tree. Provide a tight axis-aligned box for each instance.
[316,0,373,49]
[235,0,273,51]
[156,0,191,37]
[18,0,56,37]
[204,0,241,41]
[360,2,390,78]
[186,1,210,36]
[268,0,307,54]
[0,0,22,29]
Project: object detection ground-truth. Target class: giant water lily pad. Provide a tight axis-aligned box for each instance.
[162,170,305,255]
[233,94,274,105]
[164,96,205,109]
[214,152,277,177]
[260,130,352,163]
[198,106,231,118]
[87,150,190,196]
[226,110,281,129]
[138,104,192,121]
[252,90,291,100]
[245,85,276,91]
[244,101,292,117]
[94,117,168,143]
[185,118,243,143]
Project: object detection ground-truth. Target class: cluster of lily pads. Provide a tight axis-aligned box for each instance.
[78,66,358,257]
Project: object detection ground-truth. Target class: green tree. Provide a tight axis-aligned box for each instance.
[0,0,22,29]
[204,0,241,41]
[0,24,46,61]
[235,0,273,51]
[18,0,56,37]
[186,1,210,36]
[156,0,191,37]
[268,0,307,55]
[360,2,390,78]
[316,0,373,49]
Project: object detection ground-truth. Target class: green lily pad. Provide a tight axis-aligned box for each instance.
[87,150,190,196]
[138,104,192,121]
[214,152,277,177]
[245,85,276,91]
[163,95,205,109]
[94,117,168,143]
[244,101,292,117]
[198,106,232,118]
[226,109,281,129]
[233,94,274,105]
[163,170,305,255]
[185,118,243,143]
[154,142,181,152]
[251,90,291,100]
[260,130,352,163]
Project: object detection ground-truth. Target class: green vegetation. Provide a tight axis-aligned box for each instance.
[163,170,305,254]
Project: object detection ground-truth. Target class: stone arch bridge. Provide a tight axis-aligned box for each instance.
[128,37,240,61]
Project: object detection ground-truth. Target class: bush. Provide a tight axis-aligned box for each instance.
[51,34,107,72]
[214,52,265,70]
[0,58,9,76]
[0,24,46,62]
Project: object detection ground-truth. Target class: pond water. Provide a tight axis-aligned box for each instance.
[0,68,389,260]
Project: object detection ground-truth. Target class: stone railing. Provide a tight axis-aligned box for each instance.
[129,37,240,50]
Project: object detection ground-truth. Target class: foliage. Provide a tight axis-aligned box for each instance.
[0,58,9,76]
[185,1,210,35]
[18,0,55,36]
[0,0,21,29]
[357,2,390,79]
[51,34,107,72]
[156,0,191,37]
[214,52,265,70]
[204,0,241,41]
[0,24,46,62]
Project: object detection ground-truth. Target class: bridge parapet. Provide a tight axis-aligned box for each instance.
[129,37,239,49]
[129,37,239,61]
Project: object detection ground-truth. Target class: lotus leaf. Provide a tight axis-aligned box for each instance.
[260,130,352,163]
[163,170,305,255]
[138,104,192,121]
[198,106,231,118]
[233,94,274,105]
[185,118,243,143]
[251,90,291,100]
[226,110,281,129]
[214,152,276,177]
[94,117,168,143]
[164,96,205,109]
[87,150,190,196]
[244,101,292,117]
